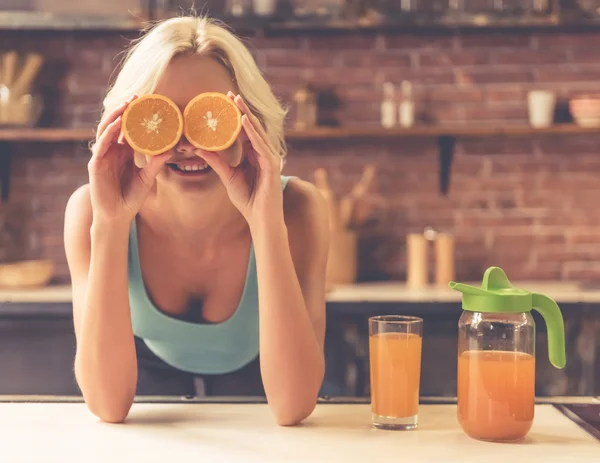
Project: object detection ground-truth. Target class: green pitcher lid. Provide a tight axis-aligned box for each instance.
[449,266,567,369]
[448,266,531,313]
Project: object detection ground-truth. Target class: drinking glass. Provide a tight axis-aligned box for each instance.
[369,315,423,430]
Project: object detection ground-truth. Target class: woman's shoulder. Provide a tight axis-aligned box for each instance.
[65,184,93,229]
[282,177,329,243]
[283,177,327,221]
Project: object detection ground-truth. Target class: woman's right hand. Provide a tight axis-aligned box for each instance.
[87,96,172,226]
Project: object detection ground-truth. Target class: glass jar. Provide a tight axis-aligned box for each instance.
[457,311,535,441]
[450,266,566,442]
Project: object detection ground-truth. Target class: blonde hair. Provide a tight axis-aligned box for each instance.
[100,15,288,162]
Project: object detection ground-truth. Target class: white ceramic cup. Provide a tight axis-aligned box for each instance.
[528,90,556,128]
[253,0,277,16]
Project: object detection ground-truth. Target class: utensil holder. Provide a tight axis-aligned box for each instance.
[0,87,42,127]
[326,228,358,288]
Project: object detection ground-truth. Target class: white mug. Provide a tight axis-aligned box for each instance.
[528,90,556,128]
[253,0,277,16]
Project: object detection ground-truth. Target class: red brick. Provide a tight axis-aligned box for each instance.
[262,68,305,87]
[384,34,456,50]
[307,34,377,50]
[500,266,562,281]
[492,159,561,174]
[334,85,377,102]
[67,70,112,95]
[569,48,600,64]
[536,32,600,48]
[561,160,600,174]
[462,105,528,122]
[420,103,464,124]
[460,33,532,48]
[536,67,600,83]
[264,50,336,68]
[537,136,600,156]
[334,102,379,124]
[458,70,533,85]
[68,48,105,70]
[493,49,568,65]
[425,88,483,103]
[309,68,379,86]
[568,231,600,245]
[484,86,527,103]
[461,138,535,156]
[419,50,490,67]
[374,51,414,67]
[383,68,455,86]
[563,263,600,281]
[452,158,485,176]
[456,214,534,228]
[337,50,413,68]
[246,36,305,50]
[537,213,600,227]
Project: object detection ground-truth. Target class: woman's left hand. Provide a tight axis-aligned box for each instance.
[195,92,283,227]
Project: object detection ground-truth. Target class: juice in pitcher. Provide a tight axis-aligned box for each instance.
[457,350,535,441]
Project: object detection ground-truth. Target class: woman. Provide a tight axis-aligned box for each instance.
[63,16,329,426]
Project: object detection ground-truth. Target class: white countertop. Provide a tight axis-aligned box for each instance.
[2,281,600,305]
[1,403,597,462]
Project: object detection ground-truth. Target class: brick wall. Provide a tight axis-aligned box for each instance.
[1,26,600,283]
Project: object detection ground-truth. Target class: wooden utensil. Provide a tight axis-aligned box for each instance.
[11,53,43,97]
[340,164,376,229]
[1,51,18,87]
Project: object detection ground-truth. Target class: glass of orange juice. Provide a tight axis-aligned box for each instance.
[368,315,423,430]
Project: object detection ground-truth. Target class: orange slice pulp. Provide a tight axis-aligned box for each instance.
[183,92,242,151]
[122,94,184,156]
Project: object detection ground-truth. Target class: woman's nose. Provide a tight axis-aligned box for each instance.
[175,136,196,155]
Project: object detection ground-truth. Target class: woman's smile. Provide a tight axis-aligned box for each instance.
[167,159,213,176]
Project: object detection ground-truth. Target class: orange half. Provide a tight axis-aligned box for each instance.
[122,94,184,156]
[183,92,242,151]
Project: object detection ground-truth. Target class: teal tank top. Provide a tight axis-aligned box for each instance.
[128,175,294,375]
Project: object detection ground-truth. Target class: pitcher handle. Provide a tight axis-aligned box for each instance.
[532,293,566,369]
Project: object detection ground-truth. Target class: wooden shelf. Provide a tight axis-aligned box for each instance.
[1,11,600,33]
[225,16,600,35]
[0,128,94,142]
[285,124,600,140]
[0,125,598,143]
[0,12,145,31]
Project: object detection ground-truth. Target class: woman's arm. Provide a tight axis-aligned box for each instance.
[250,180,329,426]
[64,185,137,423]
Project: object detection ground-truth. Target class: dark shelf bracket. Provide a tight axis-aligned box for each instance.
[0,143,12,202]
[437,135,455,196]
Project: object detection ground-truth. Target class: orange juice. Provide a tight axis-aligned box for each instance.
[369,332,422,418]
[457,350,535,441]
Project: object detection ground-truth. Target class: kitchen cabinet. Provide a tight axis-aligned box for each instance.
[0,319,78,395]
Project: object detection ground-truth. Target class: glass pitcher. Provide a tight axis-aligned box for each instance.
[449,266,566,442]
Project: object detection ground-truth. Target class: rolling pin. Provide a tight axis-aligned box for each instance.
[11,53,43,96]
[1,51,18,88]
